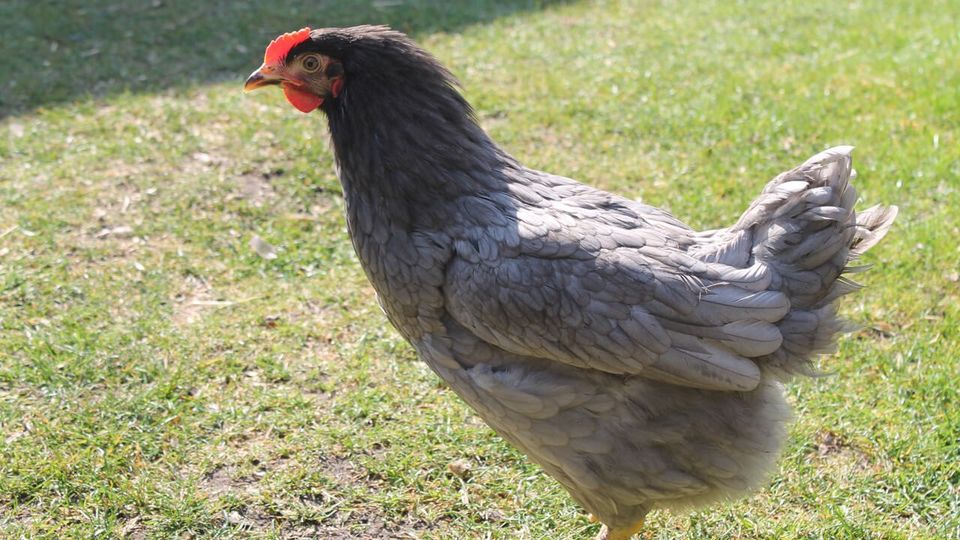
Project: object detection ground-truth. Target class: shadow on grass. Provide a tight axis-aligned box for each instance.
[0,0,569,117]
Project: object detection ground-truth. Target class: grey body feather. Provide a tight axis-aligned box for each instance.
[295,26,898,531]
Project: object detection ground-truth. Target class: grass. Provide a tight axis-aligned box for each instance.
[1,0,957,538]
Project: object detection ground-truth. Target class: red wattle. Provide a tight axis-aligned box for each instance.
[283,84,323,113]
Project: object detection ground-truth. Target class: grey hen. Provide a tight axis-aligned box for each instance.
[244,26,898,539]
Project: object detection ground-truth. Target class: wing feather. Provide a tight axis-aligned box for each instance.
[443,188,791,392]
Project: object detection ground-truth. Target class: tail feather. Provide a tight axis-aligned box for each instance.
[850,204,899,256]
[693,146,897,379]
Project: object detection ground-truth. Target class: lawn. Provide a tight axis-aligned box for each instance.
[1,0,957,538]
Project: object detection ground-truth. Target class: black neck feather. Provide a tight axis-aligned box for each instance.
[319,37,513,229]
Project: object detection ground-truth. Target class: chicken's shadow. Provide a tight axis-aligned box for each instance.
[0,0,572,118]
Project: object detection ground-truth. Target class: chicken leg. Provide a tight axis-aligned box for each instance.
[595,519,645,540]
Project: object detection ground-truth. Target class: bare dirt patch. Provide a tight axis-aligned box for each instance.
[203,465,257,498]
[198,454,432,539]
[117,516,147,540]
[297,515,431,540]
[232,172,277,207]
[810,430,875,475]
[814,430,846,457]
[172,275,235,327]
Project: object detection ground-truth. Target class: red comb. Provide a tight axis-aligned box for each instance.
[264,27,311,65]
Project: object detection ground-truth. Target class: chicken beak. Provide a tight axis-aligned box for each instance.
[244,64,282,92]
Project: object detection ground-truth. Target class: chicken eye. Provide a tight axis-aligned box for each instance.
[301,55,321,72]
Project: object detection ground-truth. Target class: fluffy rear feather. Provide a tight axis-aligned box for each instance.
[692,146,898,378]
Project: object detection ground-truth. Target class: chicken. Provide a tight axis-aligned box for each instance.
[244,26,897,539]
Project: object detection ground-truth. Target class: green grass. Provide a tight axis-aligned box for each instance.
[1,0,957,538]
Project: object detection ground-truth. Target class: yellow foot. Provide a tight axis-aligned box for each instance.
[594,519,645,540]
[588,514,599,524]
